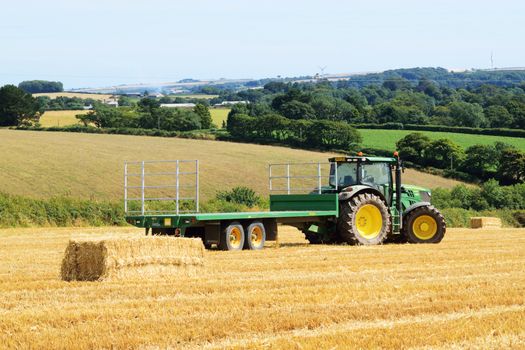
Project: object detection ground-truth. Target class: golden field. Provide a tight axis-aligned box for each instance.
[210,107,230,126]
[0,130,465,201]
[1,226,524,349]
[39,110,88,127]
[33,92,114,100]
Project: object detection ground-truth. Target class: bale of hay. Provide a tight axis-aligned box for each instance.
[61,236,204,281]
[470,217,502,229]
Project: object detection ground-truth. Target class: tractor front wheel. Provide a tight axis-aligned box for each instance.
[338,193,391,245]
[402,206,446,244]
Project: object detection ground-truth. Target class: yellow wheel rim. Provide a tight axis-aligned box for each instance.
[229,227,243,249]
[355,204,383,239]
[250,226,263,247]
[412,215,437,240]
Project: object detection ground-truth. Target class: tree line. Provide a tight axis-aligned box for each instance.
[211,77,525,130]
[76,99,213,131]
[397,133,525,185]
[18,80,63,93]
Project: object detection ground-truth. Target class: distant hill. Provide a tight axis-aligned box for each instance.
[69,67,525,94]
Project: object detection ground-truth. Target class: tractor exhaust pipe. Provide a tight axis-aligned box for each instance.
[395,152,402,229]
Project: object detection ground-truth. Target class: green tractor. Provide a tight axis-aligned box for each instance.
[303,154,446,245]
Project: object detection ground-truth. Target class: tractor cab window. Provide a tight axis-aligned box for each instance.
[330,162,358,188]
[360,163,391,187]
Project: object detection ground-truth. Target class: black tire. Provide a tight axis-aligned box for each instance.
[337,193,391,245]
[304,232,329,244]
[218,222,245,251]
[244,222,266,250]
[402,205,446,244]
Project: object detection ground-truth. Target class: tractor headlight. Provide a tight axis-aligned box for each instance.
[419,191,431,203]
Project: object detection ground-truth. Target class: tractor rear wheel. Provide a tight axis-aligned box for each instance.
[338,193,391,245]
[402,205,446,244]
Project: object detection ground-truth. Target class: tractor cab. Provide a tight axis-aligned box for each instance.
[327,156,398,206]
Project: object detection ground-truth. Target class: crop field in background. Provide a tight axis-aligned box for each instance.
[1,226,524,349]
[33,92,113,100]
[210,107,230,126]
[0,130,466,201]
[39,110,88,127]
[360,129,525,151]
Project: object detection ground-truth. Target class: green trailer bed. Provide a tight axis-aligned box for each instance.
[126,194,339,230]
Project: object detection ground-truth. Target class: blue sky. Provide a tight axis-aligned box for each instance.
[1,0,524,88]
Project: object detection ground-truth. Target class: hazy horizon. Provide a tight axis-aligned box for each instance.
[1,0,524,89]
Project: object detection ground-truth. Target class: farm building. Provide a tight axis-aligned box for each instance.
[160,103,196,108]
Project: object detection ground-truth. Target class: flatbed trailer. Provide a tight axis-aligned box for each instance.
[126,193,339,249]
[124,160,341,250]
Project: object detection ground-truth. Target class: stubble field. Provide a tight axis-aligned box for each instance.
[1,226,524,349]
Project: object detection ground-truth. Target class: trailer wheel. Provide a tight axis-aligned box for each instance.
[403,205,446,244]
[218,222,245,251]
[244,222,266,250]
[338,193,390,245]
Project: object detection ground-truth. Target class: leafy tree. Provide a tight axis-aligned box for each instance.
[279,100,316,120]
[371,102,427,124]
[396,133,432,164]
[137,97,161,113]
[305,120,361,151]
[77,104,137,128]
[505,100,525,129]
[448,101,486,127]
[193,103,213,129]
[484,105,513,128]
[382,77,411,91]
[227,103,249,118]
[424,138,464,169]
[416,78,442,99]
[226,113,255,139]
[0,85,41,126]
[497,148,525,185]
[264,81,288,93]
[271,89,311,111]
[255,114,290,140]
[18,80,63,93]
[139,108,201,131]
[460,144,498,178]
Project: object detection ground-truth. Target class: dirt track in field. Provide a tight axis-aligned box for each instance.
[1,226,524,349]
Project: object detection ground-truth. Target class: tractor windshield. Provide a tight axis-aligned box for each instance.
[361,163,391,187]
[330,162,358,188]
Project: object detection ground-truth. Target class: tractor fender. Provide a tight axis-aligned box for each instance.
[338,186,387,204]
[403,202,431,216]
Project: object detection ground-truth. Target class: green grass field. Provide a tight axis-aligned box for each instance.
[360,129,525,151]
[0,130,466,202]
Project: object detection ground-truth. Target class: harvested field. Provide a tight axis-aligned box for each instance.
[1,226,524,349]
[33,92,113,100]
[39,110,88,127]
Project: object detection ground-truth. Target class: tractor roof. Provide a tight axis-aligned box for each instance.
[329,156,397,163]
